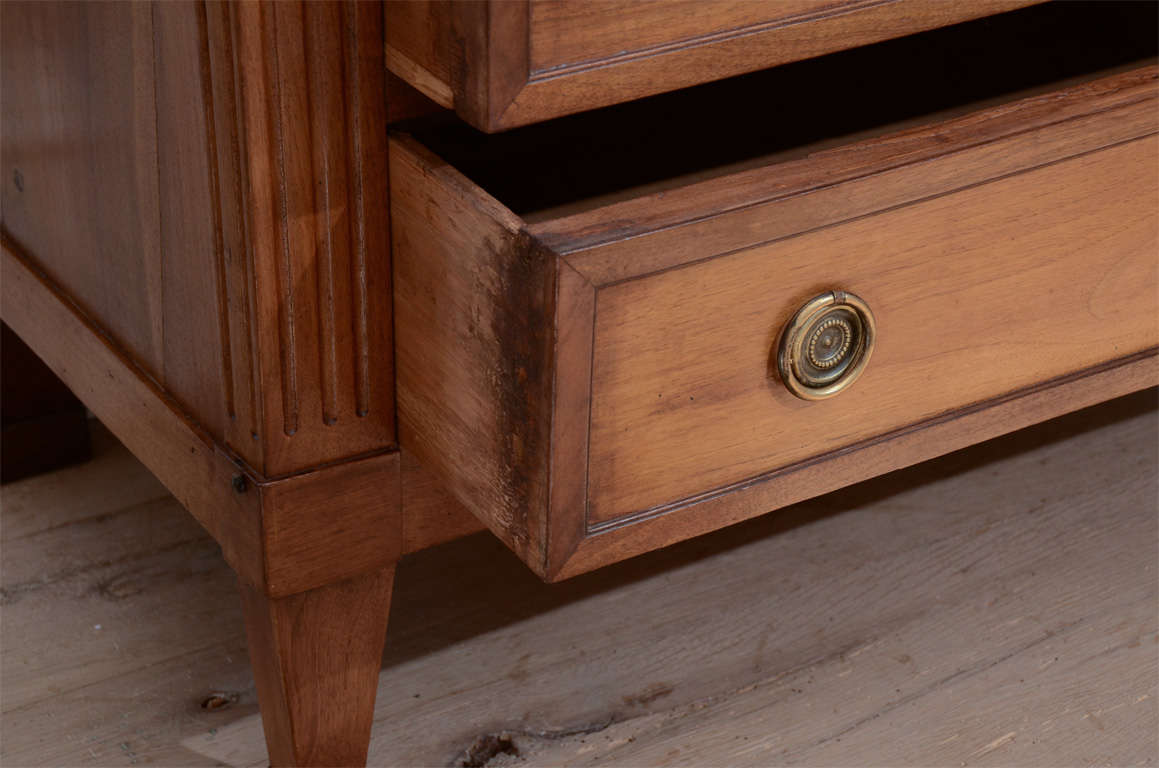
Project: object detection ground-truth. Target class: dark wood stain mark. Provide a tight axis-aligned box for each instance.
[488,229,555,556]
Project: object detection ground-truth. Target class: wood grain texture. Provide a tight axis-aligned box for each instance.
[4,236,403,768]
[4,395,1155,765]
[401,450,485,554]
[528,0,867,72]
[390,135,555,568]
[559,351,1158,579]
[1,238,266,589]
[384,0,453,108]
[392,66,1159,579]
[258,452,401,599]
[587,137,1159,524]
[239,567,394,768]
[205,1,395,476]
[1,1,166,382]
[153,1,232,442]
[386,0,1042,131]
[0,426,254,768]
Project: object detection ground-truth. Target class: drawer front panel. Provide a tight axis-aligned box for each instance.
[588,137,1158,525]
[386,0,1042,131]
[392,66,1158,580]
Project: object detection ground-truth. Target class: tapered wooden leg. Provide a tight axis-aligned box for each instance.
[239,566,396,768]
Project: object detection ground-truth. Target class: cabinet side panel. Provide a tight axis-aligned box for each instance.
[1,1,165,380]
[154,1,229,441]
[1,1,232,443]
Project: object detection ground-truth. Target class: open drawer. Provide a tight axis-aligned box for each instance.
[391,2,1159,580]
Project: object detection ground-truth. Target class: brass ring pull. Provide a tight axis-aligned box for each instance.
[776,290,875,400]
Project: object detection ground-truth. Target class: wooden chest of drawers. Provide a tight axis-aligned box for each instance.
[2,1,1155,764]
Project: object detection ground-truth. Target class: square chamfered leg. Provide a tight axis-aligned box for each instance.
[239,567,396,768]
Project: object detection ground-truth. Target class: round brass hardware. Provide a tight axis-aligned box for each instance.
[776,290,875,400]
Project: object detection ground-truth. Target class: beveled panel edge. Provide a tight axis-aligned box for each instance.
[545,259,597,575]
[525,0,887,77]
[544,349,1158,581]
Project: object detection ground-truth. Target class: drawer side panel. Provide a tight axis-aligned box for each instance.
[390,136,557,571]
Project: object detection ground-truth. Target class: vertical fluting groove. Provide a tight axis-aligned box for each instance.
[148,4,167,388]
[268,5,300,436]
[227,3,262,442]
[197,0,235,423]
[306,3,341,427]
[346,3,371,418]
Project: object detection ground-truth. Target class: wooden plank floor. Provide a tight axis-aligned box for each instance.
[2,391,1156,767]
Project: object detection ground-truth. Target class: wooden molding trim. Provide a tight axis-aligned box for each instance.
[204,0,395,476]
[1,238,400,598]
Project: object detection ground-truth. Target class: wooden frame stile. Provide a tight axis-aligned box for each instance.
[203,3,408,763]
[203,0,397,478]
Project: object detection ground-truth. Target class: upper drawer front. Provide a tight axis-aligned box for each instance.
[391,66,1159,580]
[385,0,1041,131]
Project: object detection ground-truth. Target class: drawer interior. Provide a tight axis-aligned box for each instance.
[406,0,1156,220]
